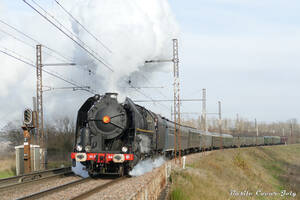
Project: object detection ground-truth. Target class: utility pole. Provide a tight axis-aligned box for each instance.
[36,44,43,148]
[171,106,173,121]
[290,121,293,144]
[172,39,181,164]
[36,44,77,169]
[218,101,222,150]
[282,128,287,145]
[145,39,181,164]
[32,97,37,145]
[36,45,46,170]
[202,89,207,133]
[255,118,258,146]
[202,89,207,154]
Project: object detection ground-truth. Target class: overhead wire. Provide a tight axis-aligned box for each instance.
[0,19,99,94]
[126,79,170,112]
[0,18,73,63]
[0,28,69,63]
[0,19,100,84]
[137,65,190,116]
[53,0,112,54]
[0,28,35,49]
[139,72,169,99]
[21,0,172,112]
[131,87,170,112]
[0,45,35,64]
[23,0,114,72]
[0,48,95,94]
[131,73,171,112]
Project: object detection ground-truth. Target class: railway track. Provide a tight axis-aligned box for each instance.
[0,167,72,190]
[70,177,127,200]
[16,176,126,200]
[17,177,91,200]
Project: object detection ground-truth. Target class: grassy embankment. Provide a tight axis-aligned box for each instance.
[0,152,71,179]
[0,153,16,178]
[170,144,300,200]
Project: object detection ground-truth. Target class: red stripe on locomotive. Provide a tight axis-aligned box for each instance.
[71,153,134,163]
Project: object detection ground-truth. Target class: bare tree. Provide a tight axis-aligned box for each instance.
[0,120,23,151]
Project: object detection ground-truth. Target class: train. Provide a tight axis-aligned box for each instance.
[71,93,287,177]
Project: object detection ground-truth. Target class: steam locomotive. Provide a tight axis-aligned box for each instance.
[71,93,286,177]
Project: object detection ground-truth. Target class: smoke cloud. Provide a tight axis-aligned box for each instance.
[67,0,179,94]
[72,161,89,178]
[137,134,151,153]
[129,156,165,177]
[0,0,179,127]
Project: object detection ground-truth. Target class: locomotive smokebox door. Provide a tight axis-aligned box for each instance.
[88,93,128,139]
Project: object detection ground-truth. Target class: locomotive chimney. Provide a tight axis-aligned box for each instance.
[105,92,118,99]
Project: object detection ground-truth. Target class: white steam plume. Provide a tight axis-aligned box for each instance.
[0,0,178,126]
[72,161,89,178]
[67,0,179,94]
[129,156,165,177]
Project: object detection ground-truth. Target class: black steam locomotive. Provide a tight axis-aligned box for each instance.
[71,93,286,176]
[71,93,162,176]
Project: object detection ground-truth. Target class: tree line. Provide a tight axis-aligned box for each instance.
[182,116,300,137]
[0,116,75,162]
[1,115,299,156]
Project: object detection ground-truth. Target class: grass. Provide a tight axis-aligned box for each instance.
[47,160,71,169]
[0,170,15,178]
[171,187,190,200]
[0,152,71,179]
[0,154,16,178]
[169,144,300,200]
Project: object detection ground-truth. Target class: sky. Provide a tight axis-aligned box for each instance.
[169,0,300,123]
[0,0,300,128]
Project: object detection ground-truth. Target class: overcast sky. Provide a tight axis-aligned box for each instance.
[1,0,300,128]
[170,0,300,123]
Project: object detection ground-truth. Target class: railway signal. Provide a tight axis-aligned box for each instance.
[22,108,35,174]
[23,108,33,126]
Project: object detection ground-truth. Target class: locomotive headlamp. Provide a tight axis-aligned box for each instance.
[85,145,91,152]
[94,94,101,101]
[121,146,128,153]
[76,145,83,152]
[102,115,111,124]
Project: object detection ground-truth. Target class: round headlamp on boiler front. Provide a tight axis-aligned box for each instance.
[121,146,128,153]
[76,145,83,152]
[85,145,91,152]
[102,115,111,124]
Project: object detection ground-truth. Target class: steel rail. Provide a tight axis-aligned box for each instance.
[0,167,71,188]
[70,177,127,200]
[17,177,91,200]
[0,171,74,191]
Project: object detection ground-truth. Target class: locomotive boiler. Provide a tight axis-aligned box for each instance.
[71,93,162,176]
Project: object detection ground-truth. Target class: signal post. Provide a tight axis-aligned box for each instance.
[22,126,31,173]
[22,108,35,174]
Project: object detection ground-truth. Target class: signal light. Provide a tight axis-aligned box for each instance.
[23,108,33,126]
[102,115,111,124]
